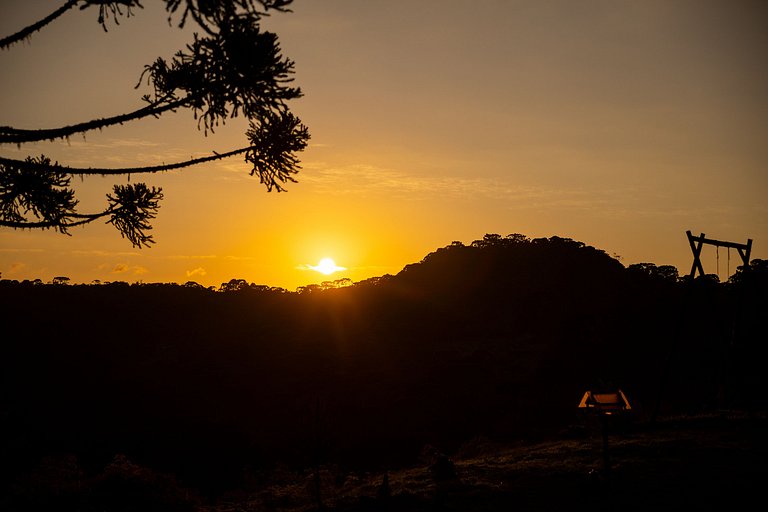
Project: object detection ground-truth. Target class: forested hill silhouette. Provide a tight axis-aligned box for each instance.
[1,233,766,504]
[382,234,626,318]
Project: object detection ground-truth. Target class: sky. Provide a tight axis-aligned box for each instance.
[1,0,767,290]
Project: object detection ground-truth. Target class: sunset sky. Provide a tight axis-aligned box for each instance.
[1,0,766,290]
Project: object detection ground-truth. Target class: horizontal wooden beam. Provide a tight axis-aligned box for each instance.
[686,230,752,251]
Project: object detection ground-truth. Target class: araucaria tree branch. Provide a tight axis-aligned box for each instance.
[0,97,190,144]
[0,0,80,50]
[0,0,309,246]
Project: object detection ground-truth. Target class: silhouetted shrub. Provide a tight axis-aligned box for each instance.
[420,446,457,482]
[88,455,199,512]
[3,455,84,512]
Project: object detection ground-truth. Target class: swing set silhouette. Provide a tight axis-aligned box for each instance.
[686,230,752,279]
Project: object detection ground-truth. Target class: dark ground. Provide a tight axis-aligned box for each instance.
[206,412,766,512]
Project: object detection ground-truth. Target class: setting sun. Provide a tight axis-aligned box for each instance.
[309,257,347,275]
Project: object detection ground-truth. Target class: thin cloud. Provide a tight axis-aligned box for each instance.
[225,255,262,261]
[71,250,141,258]
[28,138,211,168]
[0,248,44,253]
[168,254,218,260]
[64,138,163,149]
[186,267,207,278]
[298,162,580,201]
[112,263,148,275]
[300,162,693,222]
[169,254,257,262]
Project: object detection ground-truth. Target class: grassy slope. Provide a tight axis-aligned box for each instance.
[211,413,766,512]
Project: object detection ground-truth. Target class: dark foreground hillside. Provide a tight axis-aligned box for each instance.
[210,413,766,512]
[1,234,766,509]
[4,414,765,511]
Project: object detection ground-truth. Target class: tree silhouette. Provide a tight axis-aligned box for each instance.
[0,0,309,247]
[218,278,249,292]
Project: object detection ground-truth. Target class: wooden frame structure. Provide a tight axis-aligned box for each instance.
[578,390,631,415]
[686,230,752,278]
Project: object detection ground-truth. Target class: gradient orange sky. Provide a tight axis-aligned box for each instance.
[1,0,766,290]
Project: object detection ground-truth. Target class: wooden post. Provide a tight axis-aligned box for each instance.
[601,415,611,479]
[738,238,753,268]
[687,230,705,278]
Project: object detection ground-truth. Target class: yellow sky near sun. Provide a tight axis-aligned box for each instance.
[1,0,767,290]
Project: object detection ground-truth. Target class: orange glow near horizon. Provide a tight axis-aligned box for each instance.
[0,1,766,290]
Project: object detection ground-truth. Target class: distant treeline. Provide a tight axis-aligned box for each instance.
[3,274,352,294]
[2,233,766,501]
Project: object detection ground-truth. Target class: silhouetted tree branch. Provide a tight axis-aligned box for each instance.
[0,111,307,186]
[0,155,163,247]
[0,0,80,49]
[0,96,189,145]
[0,1,290,49]
[0,147,246,176]
[166,0,294,33]
[0,0,307,245]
